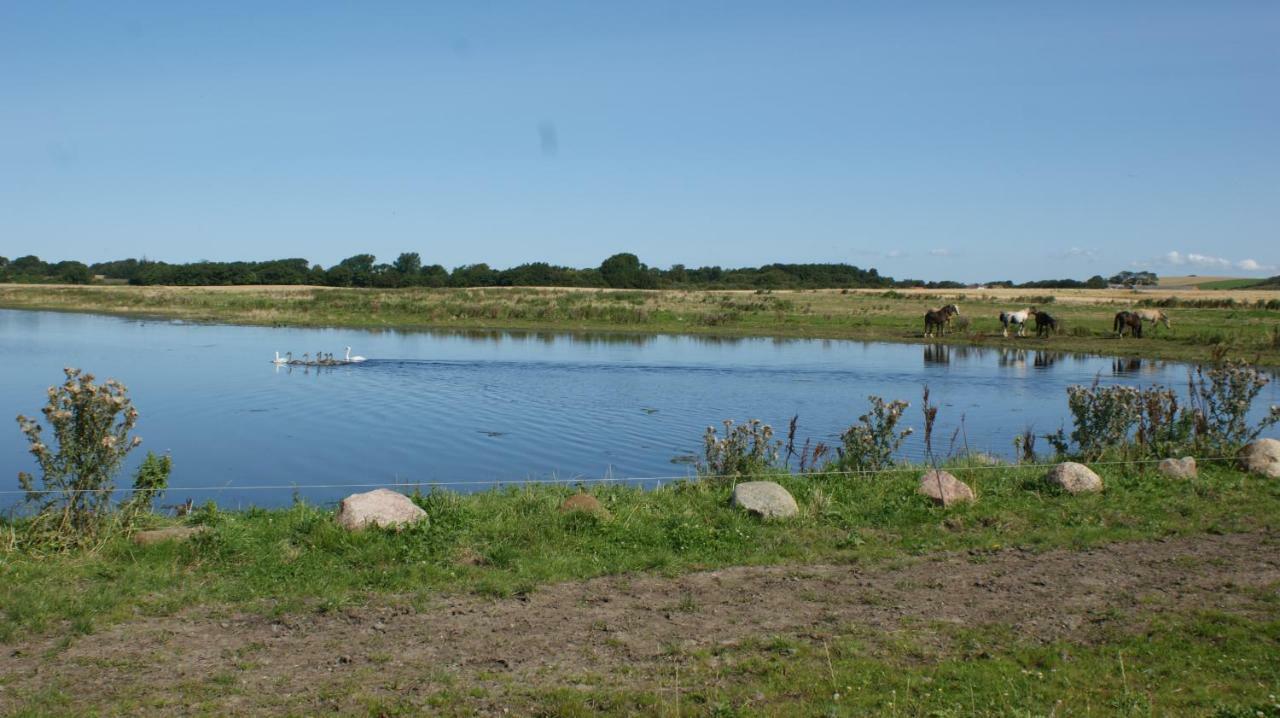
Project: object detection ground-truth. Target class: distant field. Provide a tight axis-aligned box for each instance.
[1157,275,1267,290]
[1198,278,1266,290]
[2,282,1279,365]
[1158,275,1236,289]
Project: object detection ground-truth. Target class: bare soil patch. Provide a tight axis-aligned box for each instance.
[2,531,1278,714]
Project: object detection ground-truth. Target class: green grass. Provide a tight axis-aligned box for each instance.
[1199,278,1266,290]
[3,460,1277,644]
[2,284,1279,365]
[493,610,1280,717]
[4,461,1280,715]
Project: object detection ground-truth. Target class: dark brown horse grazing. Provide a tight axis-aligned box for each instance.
[1114,310,1143,338]
[1033,310,1059,337]
[923,304,960,337]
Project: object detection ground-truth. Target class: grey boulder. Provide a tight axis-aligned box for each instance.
[132,525,208,546]
[1044,462,1103,494]
[917,470,975,506]
[730,481,798,519]
[336,488,427,531]
[1157,457,1197,480]
[1240,438,1280,478]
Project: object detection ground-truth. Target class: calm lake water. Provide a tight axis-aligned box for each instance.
[3,309,1276,508]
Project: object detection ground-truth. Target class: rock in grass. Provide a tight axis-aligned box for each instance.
[730,481,798,519]
[132,525,208,546]
[965,452,1004,466]
[1157,457,1197,480]
[917,470,975,506]
[335,489,427,531]
[1044,462,1103,494]
[1240,438,1280,478]
[560,493,612,520]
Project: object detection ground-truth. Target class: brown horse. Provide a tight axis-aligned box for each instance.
[923,304,960,337]
[1114,311,1143,338]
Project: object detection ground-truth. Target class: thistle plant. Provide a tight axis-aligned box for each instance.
[1186,361,1280,454]
[1066,383,1144,459]
[1060,361,1277,460]
[836,396,912,472]
[699,419,781,480]
[16,368,147,544]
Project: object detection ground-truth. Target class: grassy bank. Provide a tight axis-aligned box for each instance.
[4,460,1277,641]
[3,283,1279,365]
[3,460,1279,715]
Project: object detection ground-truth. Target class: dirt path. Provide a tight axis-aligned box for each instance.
[3,531,1278,715]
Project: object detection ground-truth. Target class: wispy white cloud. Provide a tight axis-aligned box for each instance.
[849,248,907,260]
[1061,247,1099,261]
[1163,250,1231,268]
[1152,250,1275,274]
[928,248,950,257]
[1237,258,1276,272]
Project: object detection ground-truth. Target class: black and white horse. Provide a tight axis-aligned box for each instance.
[999,307,1035,337]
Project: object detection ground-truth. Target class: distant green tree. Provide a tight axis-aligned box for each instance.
[53,261,91,284]
[394,252,422,277]
[11,255,46,275]
[371,263,401,288]
[600,253,655,289]
[1109,270,1158,287]
[451,263,498,286]
[420,264,449,287]
[325,265,354,287]
[1085,275,1107,289]
[335,254,376,286]
[338,254,376,272]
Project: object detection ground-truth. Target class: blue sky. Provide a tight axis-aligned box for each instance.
[1,1,1276,282]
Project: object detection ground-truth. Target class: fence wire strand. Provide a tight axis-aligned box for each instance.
[0,455,1244,496]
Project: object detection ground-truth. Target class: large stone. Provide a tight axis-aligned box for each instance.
[730,481,798,519]
[1157,457,1197,480]
[1044,462,1103,494]
[132,525,208,546]
[917,470,975,506]
[965,452,1004,466]
[335,489,427,531]
[1240,438,1280,478]
[560,493,612,520]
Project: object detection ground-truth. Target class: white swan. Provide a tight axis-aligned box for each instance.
[344,346,366,363]
[272,351,288,365]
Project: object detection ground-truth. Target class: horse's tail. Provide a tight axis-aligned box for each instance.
[1114,312,1123,333]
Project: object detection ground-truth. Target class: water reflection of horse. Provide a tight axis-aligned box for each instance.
[1114,311,1143,338]
[1033,351,1060,368]
[1112,357,1164,375]
[1112,357,1144,374]
[923,343,951,365]
[923,304,960,337]
[997,348,1029,368]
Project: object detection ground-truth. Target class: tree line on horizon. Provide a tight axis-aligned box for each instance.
[0,252,1181,291]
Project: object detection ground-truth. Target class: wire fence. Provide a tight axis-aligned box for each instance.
[0,455,1241,497]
